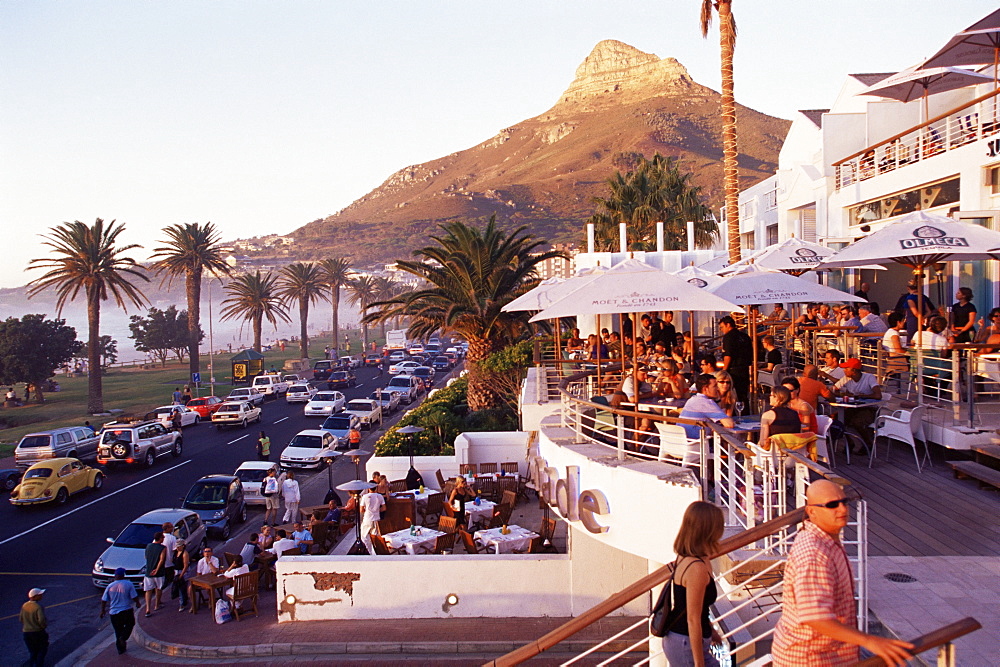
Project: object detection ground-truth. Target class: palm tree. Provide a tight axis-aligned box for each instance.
[371,276,402,340]
[219,271,290,352]
[589,154,717,251]
[27,218,148,413]
[150,222,232,381]
[318,258,352,353]
[277,262,328,360]
[701,0,740,265]
[347,275,378,353]
[364,217,566,411]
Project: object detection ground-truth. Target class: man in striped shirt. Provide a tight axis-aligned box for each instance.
[772,480,912,666]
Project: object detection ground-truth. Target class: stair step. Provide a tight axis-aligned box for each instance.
[972,443,1000,462]
[949,460,1000,490]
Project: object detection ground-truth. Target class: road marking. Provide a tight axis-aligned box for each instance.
[0,460,193,547]
[274,417,288,423]
[228,435,250,444]
[0,593,99,622]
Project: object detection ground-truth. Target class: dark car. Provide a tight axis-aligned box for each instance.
[0,468,23,491]
[412,366,435,389]
[312,359,336,381]
[432,355,452,371]
[181,474,247,539]
[326,370,357,390]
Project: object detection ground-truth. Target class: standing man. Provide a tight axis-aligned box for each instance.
[160,522,177,594]
[281,471,301,523]
[719,316,753,407]
[772,480,912,666]
[348,425,362,450]
[20,588,47,667]
[257,431,271,461]
[143,532,167,617]
[261,467,281,526]
[100,568,140,655]
[359,487,386,555]
[171,387,183,405]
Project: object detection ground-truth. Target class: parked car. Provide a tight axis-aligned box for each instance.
[97,420,182,468]
[370,389,401,414]
[186,396,224,418]
[280,429,339,469]
[386,374,421,404]
[412,366,435,389]
[233,461,280,506]
[212,401,262,430]
[0,468,23,491]
[10,458,104,506]
[339,356,361,369]
[149,405,201,429]
[251,374,288,399]
[181,474,246,539]
[364,353,382,366]
[390,360,421,376]
[319,414,361,449]
[344,398,382,429]
[304,391,346,417]
[432,355,452,372]
[326,370,357,390]
[14,427,100,469]
[92,508,207,588]
[226,387,264,407]
[285,382,318,403]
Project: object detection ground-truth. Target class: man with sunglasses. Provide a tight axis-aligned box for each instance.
[772,480,912,666]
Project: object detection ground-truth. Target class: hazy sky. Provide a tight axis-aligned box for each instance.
[0,1,992,288]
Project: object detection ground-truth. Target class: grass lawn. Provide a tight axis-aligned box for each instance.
[0,343,338,458]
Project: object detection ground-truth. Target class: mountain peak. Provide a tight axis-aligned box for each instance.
[559,40,694,106]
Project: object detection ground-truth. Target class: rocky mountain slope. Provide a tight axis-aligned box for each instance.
[292,40,790,262]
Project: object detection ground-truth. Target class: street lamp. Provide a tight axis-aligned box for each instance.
[336,479,376,555]
[396,425,425,489]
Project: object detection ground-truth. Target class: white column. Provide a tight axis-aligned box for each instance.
[656,222,664,252]
[586,222,595,253]
[619,223,627,253]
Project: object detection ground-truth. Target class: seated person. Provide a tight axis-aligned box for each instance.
[222,554,250,600]
[817,304,834,326]
[839,305,862,332]
[857,303,887,334]
[974,308,1000,353]
[794,365,832,411]
[833,358,882,449]
[566,328,584,351]
[882,312,909,357]
[761,335,783,372]
[270,529,298,559]
[620,365,658,435]
[713,370,738,417]
[258,525,274,550]
[780,377,818,433]
[291,521,314,554]
[320,498,341,524]
[238,534,262,572]
[607,331,624,359]
[375,474,390,497]
[633,340,651,365]
[911,316,951,350]
[818,349,845,383]
[678,374,736,439]
[648,340,671,366]
[758,386,808,446]
[695,354,718,377]
[653,359,688,400]
[768,304,790,322]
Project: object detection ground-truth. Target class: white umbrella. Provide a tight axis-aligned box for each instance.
[922,9,1000,90]
[502,265,608,313]
[718,238,887,277]
[860,64,992,122]
[670,264,721,288]
[705,264,866,306]
[529,258,740,323]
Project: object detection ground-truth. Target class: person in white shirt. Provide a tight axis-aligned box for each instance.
[833,358,882,450]
[281,471,301,523]
[271,530,299,560]
[222,554,250,600]
[910,316,950,351]
[818,349,846,383]
[160,522,177,583]
[359,488,386,555]
[195,548,220,575]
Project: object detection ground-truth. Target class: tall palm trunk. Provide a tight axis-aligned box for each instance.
[330,286,340,352]
[87,290,103,413]
[298,298,309,359]
[718,0,740,265]
[187,268,202,380]
[252,315,263,353]
[464,337,503,412]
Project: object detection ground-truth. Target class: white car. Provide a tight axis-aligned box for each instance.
[280,430,339,469]
[370,389,401,414]
[344,399,382,429]
[303,391,346,417]
[285,383,318,403]
[211,401,263,429]
[226,387,265,407]
[233,461,280,506]
[389,360,421,376]
[251,374,288,399]
[149,405,200,429]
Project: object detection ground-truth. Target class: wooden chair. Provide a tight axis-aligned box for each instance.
[494,502,514,526]
[479,462,497,474]
[459,463,477,475]
[338,509,357,535]
[227,572,259,620]
[308,522,330,554]
[538,517,558,553]
[421,492,444,528]
[513,536,544,554]
[441,501,456,519]
[499,487,517,508]
[435,469,447,489]
[281,548,300,558]
[477,478,498,503]
[442,481,455,499]
[437,516,458,534]
[371,533,396,555]
[389,479,408,493]
[223,552,240,567]
[382,496,416,531]
[500,462,518,475]
[376,518,398,535]
[432,531,457,554]
[458,528,481,554]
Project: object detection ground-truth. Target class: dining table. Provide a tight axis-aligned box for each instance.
[255,551,277,589]
[474,524,540,554]
[382,526,445,555]
[188,573,230,614]
[460,498,496,529]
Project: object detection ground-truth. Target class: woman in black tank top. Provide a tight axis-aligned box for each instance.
[662,501,724,667]
[758,386,802,445]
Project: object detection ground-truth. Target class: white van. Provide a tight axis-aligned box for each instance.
[251,374,288,399]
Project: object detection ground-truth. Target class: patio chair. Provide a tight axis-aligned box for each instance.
[459,463,477,475]
[281,548,300,558]
[653,422,701,468]
[500,489,517,508]
[389,479,408,493]
[500,462,519,475]
[537,518,558,553]
[442,480,455,499]
[479,463,497,474]
[437,516,458,534]
[441,501,456,519]
[371,533,397,555]
[435,469,447,489]
[872,404,931,472]
[223,552,240,567]
[308,522,331,554]
[476,478,498,503]
[814,415,836,467]
[226,571,259,621]
[421,492,445,528]
[458,528,481,554]
[513,536,545,554]
[432,531,457,554]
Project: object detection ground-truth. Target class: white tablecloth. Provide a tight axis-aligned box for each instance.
[474,525,539,554]
[460,499,495,529]
[392,488,440,509]
[382,527,444,555]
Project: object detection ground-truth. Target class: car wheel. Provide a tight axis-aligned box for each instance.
[93,473,104,490]
[3,475,15,491]
[241,419,248,429]
[238,505,247,523]
[55,487,68,505]
[255,412,262,424]
[143,450,155,467]
[194,416,200,425]
[172,440,183,458]
[221,521,231,540]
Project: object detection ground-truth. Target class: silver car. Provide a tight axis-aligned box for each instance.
[92,508,207,588]
[285,383,318,403]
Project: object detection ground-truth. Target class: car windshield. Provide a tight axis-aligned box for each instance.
[289,384,309,392]
[114,522,162,548]
[313,394,338,402]
[217,405,240,413]
[18,435,52,448]
[24,468,53,479]
[375,393,392,401]
[101,430,133,444]
[322,417,352,431]
[347,401,371,410]
[288,434,324,448]
[387,378,410,388]
[184,482,229,508]
[188,399,206,406]
[152,407,175,416]
[236,468,269,483]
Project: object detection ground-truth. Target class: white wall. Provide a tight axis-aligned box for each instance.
[454,431,531,478]
[277,555,571,622]
[366,454,458,485]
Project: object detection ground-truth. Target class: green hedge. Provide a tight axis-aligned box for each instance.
[374,377,469,457]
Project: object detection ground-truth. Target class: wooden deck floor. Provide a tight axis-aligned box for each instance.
[834,444,1000,557]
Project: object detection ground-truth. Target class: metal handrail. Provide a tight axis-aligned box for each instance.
[854,617,982,667]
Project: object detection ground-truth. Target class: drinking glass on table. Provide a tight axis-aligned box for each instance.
[734,402,744,422]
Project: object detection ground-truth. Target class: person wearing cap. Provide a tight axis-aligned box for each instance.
[100,567,140,654]
[833,358,882,450]
[20,587,47,666]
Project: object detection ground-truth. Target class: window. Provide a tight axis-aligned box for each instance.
[766,224,779,246]
[764,189,777,210]
[849,178,960,226]
[987,165,1000,195]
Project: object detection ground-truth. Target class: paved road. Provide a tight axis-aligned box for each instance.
[0,362,458,665]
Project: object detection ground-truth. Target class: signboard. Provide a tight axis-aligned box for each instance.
[191,372,201,385]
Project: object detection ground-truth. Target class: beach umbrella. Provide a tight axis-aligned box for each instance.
[669,264,722,352]
[922,9,1000,91]
[718,237,885,277]
[860,64,992,122]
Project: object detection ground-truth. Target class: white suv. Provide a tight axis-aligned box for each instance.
[386,374,421,404]
[251,374,288,399]
[97,420,182,468]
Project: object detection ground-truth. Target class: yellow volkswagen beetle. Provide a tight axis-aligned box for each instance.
[10,457,105,506]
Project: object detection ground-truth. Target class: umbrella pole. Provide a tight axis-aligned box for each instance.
[917,269,925,405]
[749,306,759,411]
[595,315,602,396]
